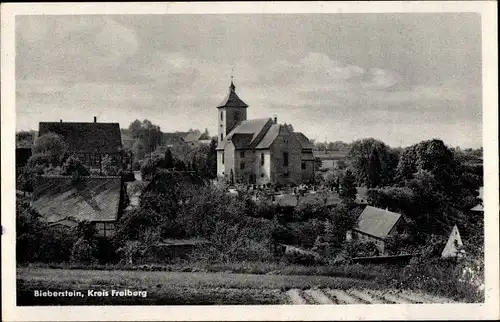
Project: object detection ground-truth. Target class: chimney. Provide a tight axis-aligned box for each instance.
[273,115,277,124]
[60,119,62,123]
[94,116,97,123]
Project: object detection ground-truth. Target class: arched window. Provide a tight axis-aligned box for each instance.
[221,133,223,141]
[220,111,223,121]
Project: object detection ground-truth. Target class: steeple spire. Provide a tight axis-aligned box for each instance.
[230,76,235,92]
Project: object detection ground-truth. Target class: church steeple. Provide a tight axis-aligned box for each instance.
[230,76,236,92]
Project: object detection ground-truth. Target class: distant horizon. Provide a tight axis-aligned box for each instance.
[16,122,482,150]
[16,14,482,149]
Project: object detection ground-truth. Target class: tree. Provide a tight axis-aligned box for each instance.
[205,138,218,178]
[339,169,357,206]
[60,155,90,177]
[128,119,163,159]
[347,138,399,187]
[33,132,69,166]
[164,148,174,169]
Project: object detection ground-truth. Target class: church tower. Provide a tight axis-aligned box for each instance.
[216,78,248,142]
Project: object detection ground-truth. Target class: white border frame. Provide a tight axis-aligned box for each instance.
[2,2,498,321]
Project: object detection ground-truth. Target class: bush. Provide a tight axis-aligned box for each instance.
[122,171,136,182]
[70,238,98,264]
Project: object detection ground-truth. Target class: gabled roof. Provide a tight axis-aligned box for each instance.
[354,206,402,240]
[254,124,280,149]
[293,132,314,150]
[39,122,122,154]
[216,82,249,109]
[216,118,273,150]
[184,132,202,142]
[230,133,255,148]
[32,176,123,223]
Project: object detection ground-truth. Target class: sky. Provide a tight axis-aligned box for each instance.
[15,13,482,148]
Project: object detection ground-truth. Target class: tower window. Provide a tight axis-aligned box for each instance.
[283,152,289,166]
[261,153,264,166]
[221,134,223,141]
[222,153,224,164]
[301,162,306,170]
[221,111,223,121]
[284,172,289,178]
[240,162,245,170]
[240,151,245,158]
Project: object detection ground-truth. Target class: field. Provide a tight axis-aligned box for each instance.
[17,267,455,305]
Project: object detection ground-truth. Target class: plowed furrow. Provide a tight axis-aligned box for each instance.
[347,289,385,304]
[303,289,335,304]
[324,289,361,304]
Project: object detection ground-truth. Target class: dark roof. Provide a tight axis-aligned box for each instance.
[229,133,255,148]
[293,132,314,149]
[39,122,122,154]
[32,176,123,223]
[162,132,187,146]
[184,132,202,142]
[217,118,273,150]
[354,206,402,240]
[216,82,249,109]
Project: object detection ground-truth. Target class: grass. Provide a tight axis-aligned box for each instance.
[17,267,380,305]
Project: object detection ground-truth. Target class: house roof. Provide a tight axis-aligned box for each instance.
[216,118,273,150]
[354,206,402,240]
[39,122,122,154]
[230,133,255,148]
[216,82,249,109]
[293,132,314,150]
[162,132,187,146]
[184,132,202,142]
[32,176,123,223]
[470,204,484,212]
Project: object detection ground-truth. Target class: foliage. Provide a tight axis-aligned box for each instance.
[33,132,69,166]
[347,138,399,187]
[60,155,90,176]
[128,119,163,159]
[164,148,174,168]
[205,138,218,178]
[339,169,357,206]
[70,238,98,265]
[102,155,122,176]
[16,200,75,263]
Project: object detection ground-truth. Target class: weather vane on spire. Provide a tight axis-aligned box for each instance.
[230,70,235,91]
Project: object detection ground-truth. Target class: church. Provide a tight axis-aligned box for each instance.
[216,79,315,185]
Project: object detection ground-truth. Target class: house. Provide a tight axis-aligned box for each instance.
[314,151,348,171]
[183,130,211,147]
[38,117,123,173]
[346,205,406,254]
[31,175,127,238]
[216,79,314,185]
[470,186,484,213]
[441,224,464,258]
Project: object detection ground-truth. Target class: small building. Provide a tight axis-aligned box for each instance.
[31,175,127,238]
[347,205,406,254]
[441,224,464,258]
[38,117,123,173]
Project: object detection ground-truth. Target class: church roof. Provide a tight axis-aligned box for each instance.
[216,81,249,109]
[293,132,314,150]
[253,124,280,149]
[216,118,273,150]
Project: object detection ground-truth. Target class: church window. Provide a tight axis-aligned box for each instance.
[284,172,289,178]
[222,153,224,164]
[221,112,223,121]
[283,152,289,166]
[301,162,306,170]
[221,133,223,141]
[261,153,265,166]
[240,162,245,170]
[240,151,245,158]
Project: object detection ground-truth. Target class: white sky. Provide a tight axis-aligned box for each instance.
[16,13,482,148]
